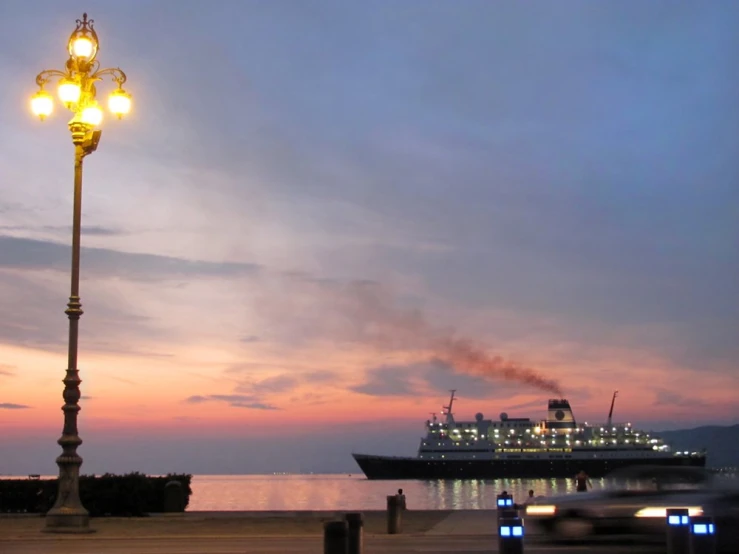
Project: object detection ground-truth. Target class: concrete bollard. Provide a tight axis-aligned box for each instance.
[163,480,185,512]
[498,516,524,554]
[387,495,402,534]
[689,516,716,554]
[496,491,516,524]
[496,491,514,509]
[666,508,690,554]
[345,512,363,554]
[324,520,348,554]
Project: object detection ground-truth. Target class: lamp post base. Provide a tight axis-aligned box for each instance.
[44,510,94,533]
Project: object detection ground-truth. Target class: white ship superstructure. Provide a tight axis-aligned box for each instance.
[352,390,706,479]
[418,391,684,464]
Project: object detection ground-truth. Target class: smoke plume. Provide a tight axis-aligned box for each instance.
[434,336,562,396]
[268,277,563,396]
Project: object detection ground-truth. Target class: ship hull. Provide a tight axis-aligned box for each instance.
[352,453,707,480]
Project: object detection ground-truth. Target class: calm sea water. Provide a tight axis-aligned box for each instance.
[5,473,653,510]
[188,474,624,511]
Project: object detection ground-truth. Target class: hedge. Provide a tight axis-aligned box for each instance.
[0,473,192,516]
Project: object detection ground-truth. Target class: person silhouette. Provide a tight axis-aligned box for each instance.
[396,488,406,510]
[575,470,592,492]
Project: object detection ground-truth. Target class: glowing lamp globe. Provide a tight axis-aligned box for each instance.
[108,89,132,119]
[58,79,81,106]
[67,14,99,62]
[69,36,96,61]
[81,104,103,126]
[31,90,54,120]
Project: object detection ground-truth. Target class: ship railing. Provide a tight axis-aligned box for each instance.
[585,422,634,429]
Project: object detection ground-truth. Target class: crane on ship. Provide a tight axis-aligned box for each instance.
[606,390,618,428]
[442,389,457,424]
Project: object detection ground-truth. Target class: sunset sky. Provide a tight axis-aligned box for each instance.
[1,0,737,475]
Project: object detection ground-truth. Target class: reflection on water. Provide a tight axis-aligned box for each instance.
[189,474,638,511]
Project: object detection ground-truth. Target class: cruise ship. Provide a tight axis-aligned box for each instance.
[352,391,706,480]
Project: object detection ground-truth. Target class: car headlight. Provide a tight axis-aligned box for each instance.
[634,507,703,518]
[526,505,557,516]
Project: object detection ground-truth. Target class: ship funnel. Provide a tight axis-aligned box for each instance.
[547,399,576,429]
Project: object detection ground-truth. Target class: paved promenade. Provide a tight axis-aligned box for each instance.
[0,511,665,553]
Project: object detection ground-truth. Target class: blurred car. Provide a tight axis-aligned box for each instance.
[524,465,739,552]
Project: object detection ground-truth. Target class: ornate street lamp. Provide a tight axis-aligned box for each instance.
[30,13,132,532]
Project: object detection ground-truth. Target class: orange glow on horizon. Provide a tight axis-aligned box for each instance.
[2,328,737,438]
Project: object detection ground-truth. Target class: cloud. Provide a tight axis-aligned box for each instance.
[184,395,208,404]
[106,375,138,386]
[223,363,271,374]
[183,394,279,410]
[0,225,125,236]
[233,370,338,395]
[185,369,340,409]
[288,392,330,406]
[0,201,32,216]
[238,375,298,394]
[79,226,124,236]
[351,358,525,399]
[0,271,69,349]
[239,335,260,343]
[86,346,174,359]
[235,402,279,410]
[350,365,417,397]
[654,389,709,409]
[303,370,336,383]
[0,403,31,410]
[0,235,261,281]
[0,364,16,377]
[0,268,175,352]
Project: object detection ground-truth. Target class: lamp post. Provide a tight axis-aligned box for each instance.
[30,13,132,532]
